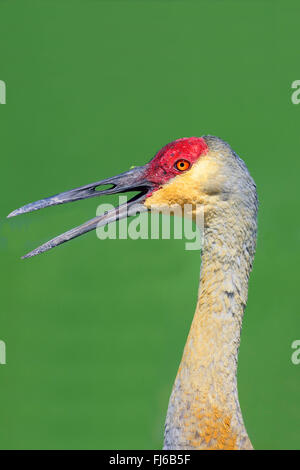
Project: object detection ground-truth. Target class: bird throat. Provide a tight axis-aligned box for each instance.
[163,204,257,450]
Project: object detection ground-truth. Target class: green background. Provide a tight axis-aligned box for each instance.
[0,0,299,450]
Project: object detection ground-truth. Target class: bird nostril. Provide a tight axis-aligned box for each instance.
[95,184,115,192]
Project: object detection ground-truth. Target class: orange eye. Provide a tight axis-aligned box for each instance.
[175,159,190,172]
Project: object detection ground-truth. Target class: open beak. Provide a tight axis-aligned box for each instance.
[7,165,153,259]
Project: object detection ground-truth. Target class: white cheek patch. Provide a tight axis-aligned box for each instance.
[190,155,225,195]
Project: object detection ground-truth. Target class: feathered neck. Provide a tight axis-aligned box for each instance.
[163,197,257,450]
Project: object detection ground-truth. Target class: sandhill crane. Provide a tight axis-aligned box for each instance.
[8,136,258,450]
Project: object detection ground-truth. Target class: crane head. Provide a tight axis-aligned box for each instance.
[8,135,242,259]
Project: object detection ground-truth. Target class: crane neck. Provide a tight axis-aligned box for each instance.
[163,202,257,450]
